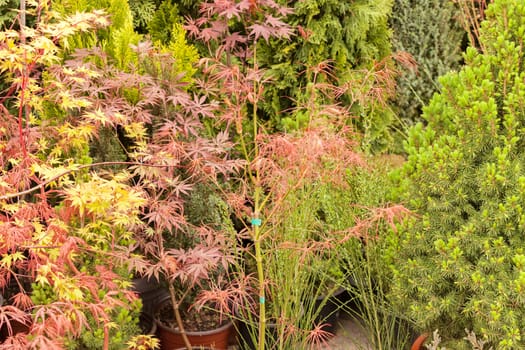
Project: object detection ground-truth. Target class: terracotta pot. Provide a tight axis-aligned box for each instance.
[155,296,233,350]
[411,333,429,350]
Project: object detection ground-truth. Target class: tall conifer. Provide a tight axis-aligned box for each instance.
[389,1,525,348]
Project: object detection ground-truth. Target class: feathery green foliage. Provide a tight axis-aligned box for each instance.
[52,0,141,69]
[147,0,180,45]
[147,0,199,80]
[128,0,157,32]
[0,0,18,29]
[388,1,525,348]
[256,0,395,151]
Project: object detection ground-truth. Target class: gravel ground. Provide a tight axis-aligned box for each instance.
[227,314,371,350]
[321,314,371,350]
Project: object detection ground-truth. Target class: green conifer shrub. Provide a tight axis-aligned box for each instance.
[128,0,157,32]
[388,1,525,348]
[147,0,199,80]
[52,0,141,69]
[0,0,19,29]
[147,0,180,45]
[390,0,465,127]
[257,0,396,151]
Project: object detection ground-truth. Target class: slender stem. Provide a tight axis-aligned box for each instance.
[17,73,28,159]
[20,0,26,30]
[103,324,109,350]
[252,46,259,162]
[168,284,192,350]
[250,42,267,350]
[0,161,179,201]
[254,226,266,350]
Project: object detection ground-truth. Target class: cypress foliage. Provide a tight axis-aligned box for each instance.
[128,0,157,32]
[147,0,199,81]
[257,0,395,151]
[388,1,525,348]
[147,0,181,45]
[0,0,18,29]
[52,0,141,69]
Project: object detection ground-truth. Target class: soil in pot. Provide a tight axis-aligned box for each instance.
[155,296,233,350]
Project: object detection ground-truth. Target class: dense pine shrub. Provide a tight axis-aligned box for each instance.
[388,1,525,348]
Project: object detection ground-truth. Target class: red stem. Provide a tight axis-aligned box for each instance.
[103,324,109,350]
[18,72,28,159]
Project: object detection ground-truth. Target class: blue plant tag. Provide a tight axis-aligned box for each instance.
[259,296,265,304]
[251,218,262,226]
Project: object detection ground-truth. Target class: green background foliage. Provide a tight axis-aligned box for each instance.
[52,0,141,69]
[0,0,18,29]
[390,0,465,128]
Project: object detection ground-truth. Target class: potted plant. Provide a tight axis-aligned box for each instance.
[133,178,240,350]
[154,293,233,350]
[133,136,239,350]
[124,37,243,349]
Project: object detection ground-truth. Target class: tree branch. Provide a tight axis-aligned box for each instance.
[0,161,174,201]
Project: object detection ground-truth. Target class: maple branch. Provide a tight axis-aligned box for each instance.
[0,161,177,201]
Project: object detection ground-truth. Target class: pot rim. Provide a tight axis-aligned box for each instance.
[154,295,233,336]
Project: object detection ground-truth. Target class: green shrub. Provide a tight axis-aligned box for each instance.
[390,0,465,128]
[388,1,525,348]
[0,0,19,29]
[52,0,141,69]
[147,0,180,45]
[257,0,395,151]
[128,0,157,32]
